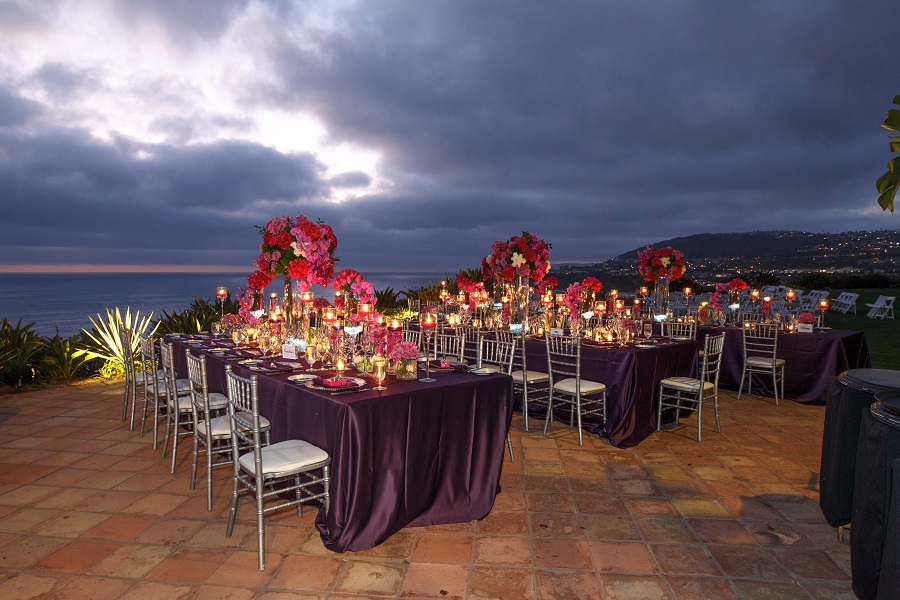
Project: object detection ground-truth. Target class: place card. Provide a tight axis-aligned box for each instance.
[550,327,564,337]
[282,344,299,359]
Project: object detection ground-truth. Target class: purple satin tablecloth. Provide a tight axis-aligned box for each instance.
[696,326,870,404]
[171,337,514,552]
[520,336,698,449]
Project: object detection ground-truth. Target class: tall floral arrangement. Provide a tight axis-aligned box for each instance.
[247,214,338,290]
[482,232,551,282]
[637,246,686,281]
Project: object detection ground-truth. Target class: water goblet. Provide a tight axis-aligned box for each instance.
[373,356,387,391]
[305,344,319,371]
[643,322,653,342]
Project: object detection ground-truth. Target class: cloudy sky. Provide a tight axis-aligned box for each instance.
[0,0,896,277]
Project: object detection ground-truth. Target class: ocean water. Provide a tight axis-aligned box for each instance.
[0,272,443,338]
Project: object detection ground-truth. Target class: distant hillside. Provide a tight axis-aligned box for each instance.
[612,231,824,262]
[549,229,900,291]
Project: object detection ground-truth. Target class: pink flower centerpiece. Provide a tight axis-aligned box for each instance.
[797,311,816,324]
[482,232,551,283]
[333,268,376,305]
[389,341,420,380]
[637,246,687,281]
[247,214,338,291]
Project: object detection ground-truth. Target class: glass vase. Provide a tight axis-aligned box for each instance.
[509,276,531,332]
[653,276,670,321]
[283,274,294,330]
[394,358,418,380]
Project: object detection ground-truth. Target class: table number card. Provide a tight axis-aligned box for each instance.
[797,323,814,333]
[282,343,299,359]
[550,327,564,337]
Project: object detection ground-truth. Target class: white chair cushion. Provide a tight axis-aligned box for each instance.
[200,413,269,438]
[747,357,786,368]
[239,439,329,475]
[554,378,606,395]
[207,392,228,410]
[511,369,549,384]
[199,415,234,437]
[148,378,195,394]
[661,376,715,392]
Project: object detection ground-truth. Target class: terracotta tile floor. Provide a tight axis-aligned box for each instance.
[0,380,855,599]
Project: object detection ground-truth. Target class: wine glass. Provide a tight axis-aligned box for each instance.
[373,356,387,391]
[258,335,270,358]
[643,322,653,342]
[231,326,242,346]
[305,344,319,371]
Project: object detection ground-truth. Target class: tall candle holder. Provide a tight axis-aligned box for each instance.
[420,313,438,382]
[216,286,228,320]
[818,298,829,328]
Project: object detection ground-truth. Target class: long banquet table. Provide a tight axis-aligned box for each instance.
[517,335,698,449]
[695,326,870,404]
[170,336,514,552]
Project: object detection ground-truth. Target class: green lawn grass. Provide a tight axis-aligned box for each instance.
[822,288,899,370]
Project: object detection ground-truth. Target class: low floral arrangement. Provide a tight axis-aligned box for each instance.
[388,341,420,361]
[797,312,816,324]
[619,318,638,333]
[333,268,376,304]
[221,314,242,328]
[637,246,686,281]
[482,231,551,282]
[247,214,338,290]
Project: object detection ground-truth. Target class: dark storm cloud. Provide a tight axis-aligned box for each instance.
[0,0,896,273]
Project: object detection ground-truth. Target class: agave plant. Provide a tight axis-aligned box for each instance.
[74,307,157,376]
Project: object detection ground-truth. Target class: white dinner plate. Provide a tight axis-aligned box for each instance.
[635,343,656,349]
[277,361,304,369]
[672,336,692,342]
[288,374,316,382]
[468,368,496,376]
[238,359,260,365]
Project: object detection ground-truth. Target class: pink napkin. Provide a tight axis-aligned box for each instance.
[321,378,351,388]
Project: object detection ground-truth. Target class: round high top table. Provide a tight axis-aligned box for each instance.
[850,390,900,600]
[819,368,900,528]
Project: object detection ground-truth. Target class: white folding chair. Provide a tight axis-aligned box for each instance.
[657,333,726,442]
[544,334,607,446]
[225,366,331,570]
[866,296,895,320]
[738,323,785,405]
[830,292,858,314]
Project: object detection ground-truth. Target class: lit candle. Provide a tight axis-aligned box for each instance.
[358,302,373,316]
[422,314,437,329]
[819,299,829,310]
[763,296,772,303]
[610,289,618,298]
[615,299,624,311]
[216,286,228,299]
[335,356,346,371]
[323,308,336,323]
[300,291,315,304]
[375,314,385,327]
[750,289,760,300]
[786,289,795,300]
[457,291,466,303]
[596,301,606,313]
[683,287,692,296]
[639,286,648,296]
[555,293,565,305]
[388,319,402,331]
